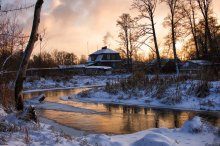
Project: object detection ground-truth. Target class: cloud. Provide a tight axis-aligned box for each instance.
[2,0,220,57]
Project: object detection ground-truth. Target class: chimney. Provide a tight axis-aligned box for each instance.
[102,46,107,50]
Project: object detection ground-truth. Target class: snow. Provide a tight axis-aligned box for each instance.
[85,117,218,146]
[4,74,219,145]
[95,54,103,61]
[58,64,86,69]
[1,96,219,146]
[0,105,7,118]
[188,60,212,65]
[24,74,220,111]
[65,80,220,111]
[1,106,218,146]
[132,132,176,146]
[86,66,112,70]
[180,116,203,133]
[24,75,129,91]
[90,48,118,55]
[0,108,83,146]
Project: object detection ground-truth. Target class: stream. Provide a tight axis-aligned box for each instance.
[24,87,220,135]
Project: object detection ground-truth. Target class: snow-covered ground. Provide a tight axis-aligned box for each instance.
[0,105,86,146]
[24,75,130,91]
[62,80,220,111]
[0,105,219,146]
[2,74,220,146]
[86,116,219,146]
[23,75,220,111]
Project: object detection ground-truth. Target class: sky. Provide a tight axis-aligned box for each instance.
[2,0,220,58]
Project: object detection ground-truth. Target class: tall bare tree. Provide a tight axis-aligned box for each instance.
[132,0,161,71]
[196,0,212,58]
[182,0,200,59]
[161,0,183,74]
[14,0,44,111]
[117,13,139,72]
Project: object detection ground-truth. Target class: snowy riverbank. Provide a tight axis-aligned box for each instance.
[0,105,219,146]
[61,80,220,111]
[23,74,220,111]
[24,75,130,91]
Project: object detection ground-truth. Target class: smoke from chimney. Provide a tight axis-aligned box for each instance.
[103,32,113,46]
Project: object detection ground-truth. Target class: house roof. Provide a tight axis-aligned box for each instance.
[86,66,112,70]
[58,65,86,69]
[147,58,180,67]
[89,46,118,55]
[187,60,212,66]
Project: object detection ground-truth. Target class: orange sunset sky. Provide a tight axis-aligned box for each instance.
[3,0,220,57]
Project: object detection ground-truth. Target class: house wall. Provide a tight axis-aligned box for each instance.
[102,54,121,60]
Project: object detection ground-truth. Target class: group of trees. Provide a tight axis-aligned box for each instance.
[117,0,220,73]
[0,12,27,71]
[1,49,87,70]
[29,51,87,68]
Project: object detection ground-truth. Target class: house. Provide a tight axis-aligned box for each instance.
[85,66,112,75]
[146,58,181,73]
[87,46,121,69]
[58,64,112,75]
[180,60,220,74]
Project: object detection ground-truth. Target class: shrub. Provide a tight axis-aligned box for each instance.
[117,95,124,100]
[0,83,14,111]
[187,81,210,98]
[105,82,119,95]
[195,81,210,98]
[161,94,182,105]
[152,82,167,99]
[200,100,214,107]
[78,90,91,98]
[161,84,182,104]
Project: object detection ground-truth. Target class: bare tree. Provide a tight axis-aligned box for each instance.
[196,0,212,58]
[0,14,28,71]
[182,0,200,59]
[14,0,44,111]
[117,13,139,72]
[132,0,161,71]
[161,0,183,74]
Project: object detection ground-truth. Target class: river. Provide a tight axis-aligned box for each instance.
[24,87,220,135]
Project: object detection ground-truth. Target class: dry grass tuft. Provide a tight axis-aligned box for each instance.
[0,83,15,111]
[24,128,31,144]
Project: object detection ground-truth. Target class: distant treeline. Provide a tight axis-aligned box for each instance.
[0,49,87,71]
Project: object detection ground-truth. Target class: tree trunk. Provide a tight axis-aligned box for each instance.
[14,0,44,111]
[192,9,200,59]
[204,16,208,58]
[125,26,130,72]
[171,15,179,75]
[150,13,161,71]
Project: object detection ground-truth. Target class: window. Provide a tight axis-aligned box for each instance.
[107,54,110,60]
[112,55,115,60]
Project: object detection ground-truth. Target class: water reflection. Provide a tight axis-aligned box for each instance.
[24,88,220,134]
